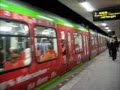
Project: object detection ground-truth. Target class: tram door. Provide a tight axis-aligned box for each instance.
[67,31,74,69]
[83,35,89,60]
[85,35,89,59]
[61,30,73,72]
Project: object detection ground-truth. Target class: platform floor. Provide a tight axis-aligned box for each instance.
[58,50,120,90]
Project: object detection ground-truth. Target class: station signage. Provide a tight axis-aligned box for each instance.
[93,8,120,21]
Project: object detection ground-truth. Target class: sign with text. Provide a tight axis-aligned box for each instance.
[93,8,120,21]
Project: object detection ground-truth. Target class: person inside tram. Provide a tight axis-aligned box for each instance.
[9,47,20,58]
[40,45,57,62]
[61,39,66,55]
[61,39,67,64]
[4,47,24,70]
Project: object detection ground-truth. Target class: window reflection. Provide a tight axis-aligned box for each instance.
[0,20,29,35]
[0,19,31,72]
[74,33,83,53]
[34,26,58,62]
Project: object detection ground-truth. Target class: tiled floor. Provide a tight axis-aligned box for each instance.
[59,50,120,90]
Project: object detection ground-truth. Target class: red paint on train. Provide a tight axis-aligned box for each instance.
[0,9,107,90]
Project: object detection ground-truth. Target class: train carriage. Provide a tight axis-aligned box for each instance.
[90,29,98,58]
[0,0,107,90]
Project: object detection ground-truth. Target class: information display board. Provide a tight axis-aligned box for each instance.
[93,8,120,21]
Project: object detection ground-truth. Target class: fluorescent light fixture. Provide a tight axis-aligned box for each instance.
[101,23,107,26]
[9,25,18,27]
[107,29,111,32]
[42,31,49,35]
[2,37,5,39]
[44,30,49,32]
[0,3,8,8]
[0,27,12,31]
[105,27,109,29]
[79,2,95,12]
[37,15,54,22]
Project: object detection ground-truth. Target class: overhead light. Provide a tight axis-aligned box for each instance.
[37,15,54,22]
[107,29,111,32]
[43,30,49,32]
[0,27,12,31]
[9,25,18,27]
[79,2,95,12]
[105,27,109,29]
[42,31,49,35]
[101,23,107,26]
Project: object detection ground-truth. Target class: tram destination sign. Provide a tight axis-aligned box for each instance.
[93,8,120,21]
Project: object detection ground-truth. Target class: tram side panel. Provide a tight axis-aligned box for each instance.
[98,35,107,53]
[73,29,85,64]
[82,31,90,62]
[0,9,61,90]
[0,8,107,90]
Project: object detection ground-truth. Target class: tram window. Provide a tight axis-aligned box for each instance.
[101,38,102,44]
[102,38,104,45]
[61,31,66,55]
[98,37,101,45]
[93,36,97,46]
[0,19,31,72]
[34,26,58,62]
[68,32,72,54]
[94,37,97,45]
[103,38,106,45]
[74,32,83,53]
[91,36,95,46]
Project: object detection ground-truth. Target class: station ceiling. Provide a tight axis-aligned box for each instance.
[59,0,120,38]
[12,0,120,37]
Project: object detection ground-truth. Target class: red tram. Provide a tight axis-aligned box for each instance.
[0,0,107,90]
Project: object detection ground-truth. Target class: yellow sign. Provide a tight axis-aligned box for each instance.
[93,9,120,21]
